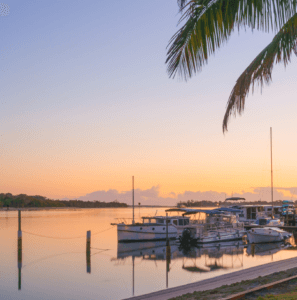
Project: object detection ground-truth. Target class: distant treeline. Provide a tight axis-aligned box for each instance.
[0,193,128,208]
[177,199,294,207]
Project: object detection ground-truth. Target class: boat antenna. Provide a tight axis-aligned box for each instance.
[132,176,135,224]
[270,127,274,218]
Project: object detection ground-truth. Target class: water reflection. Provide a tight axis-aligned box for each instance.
[246,242,290,257]
[114,238,297,294]
[180,241,245,273]
[114,240,247,292]
[3,208,297,300]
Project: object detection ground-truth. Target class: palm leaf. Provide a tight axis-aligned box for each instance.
[223,13,297,132]
[177,0,190,10]
[168,0,297,79]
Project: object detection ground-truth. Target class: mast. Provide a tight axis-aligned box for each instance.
[270,127,274,218]
[132,176,135,224]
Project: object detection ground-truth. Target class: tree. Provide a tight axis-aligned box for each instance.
[167,0,297,132]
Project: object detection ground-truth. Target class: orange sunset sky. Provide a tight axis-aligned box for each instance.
[1,1,297,204]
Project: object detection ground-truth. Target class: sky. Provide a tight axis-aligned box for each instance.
[1,1,297,205]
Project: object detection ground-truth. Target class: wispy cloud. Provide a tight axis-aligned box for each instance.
[60,186,297,205]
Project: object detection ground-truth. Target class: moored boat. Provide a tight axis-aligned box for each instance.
[247,227,291,244]
[116,215,191,242]
[166,207,246,244]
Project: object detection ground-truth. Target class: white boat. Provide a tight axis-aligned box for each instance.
[166,208,246,244]
[113,177,194,242]
[116,215,191,242]
[247,227,291,244]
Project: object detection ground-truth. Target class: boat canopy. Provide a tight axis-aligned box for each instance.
[225,197,246,201]
[166,208,225,216]
[216,207,242,213]
[166,207,242,215]
[283,200,294,204]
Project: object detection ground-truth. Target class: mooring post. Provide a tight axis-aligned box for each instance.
[251,243,255,257]
[17,210,22,290]
[86,230,91,273]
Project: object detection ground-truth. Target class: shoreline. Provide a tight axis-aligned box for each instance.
[0,206,174,211]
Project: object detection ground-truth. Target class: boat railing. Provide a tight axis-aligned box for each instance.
[114,218,142,225]
[190,219,205,225]
[198,223,244,236]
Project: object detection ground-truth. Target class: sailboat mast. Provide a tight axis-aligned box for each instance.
[132,176,135,224]
[270,127,274,218]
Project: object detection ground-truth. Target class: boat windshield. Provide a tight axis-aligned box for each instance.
[178,218,189,226]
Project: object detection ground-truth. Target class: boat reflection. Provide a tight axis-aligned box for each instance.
[181,241,245,274]
[115,240,246,275]
[117,241,177,260]
[110,238,297,297]
[117,240,245,260]
[246,242,290,257]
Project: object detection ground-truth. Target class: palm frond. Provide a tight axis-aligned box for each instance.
[223,13,297,132]
[167,0,297,79]
[177,0,190,10]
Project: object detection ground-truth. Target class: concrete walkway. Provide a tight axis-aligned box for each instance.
[123,256,297,300]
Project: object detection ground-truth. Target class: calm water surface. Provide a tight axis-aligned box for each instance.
[1,207,297,300]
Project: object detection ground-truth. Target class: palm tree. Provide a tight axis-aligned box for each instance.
[167,0,297,132]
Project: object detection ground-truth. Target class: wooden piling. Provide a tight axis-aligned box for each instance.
[251,243,255,257]
[17,210,22,290]
[86,230,91,273]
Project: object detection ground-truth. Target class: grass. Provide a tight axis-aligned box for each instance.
[169,268,297,300]
[256,288,297,299]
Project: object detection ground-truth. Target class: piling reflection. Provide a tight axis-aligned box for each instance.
[166,243,171,288]
[17,210,22,291]
[17,232,22,290]
[86,231,91,273]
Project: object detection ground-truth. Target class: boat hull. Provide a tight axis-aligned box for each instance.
[197,231,245,244]
[246,226,291,244]
[117,224,177,242]
[247,232,283,243]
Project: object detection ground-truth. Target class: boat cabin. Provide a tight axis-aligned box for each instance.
[230,205,265,223]
[262,205,282,218]
[142,216,190,226]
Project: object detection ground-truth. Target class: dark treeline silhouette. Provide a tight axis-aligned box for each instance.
[177,199,294,207]
[0,193,128,208]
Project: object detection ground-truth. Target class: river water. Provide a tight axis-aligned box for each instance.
[1,207,297,300]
